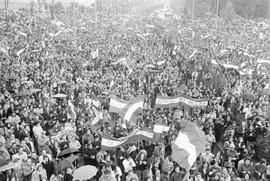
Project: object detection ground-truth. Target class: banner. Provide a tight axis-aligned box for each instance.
[101,126,169,150]
[155,95,208,108]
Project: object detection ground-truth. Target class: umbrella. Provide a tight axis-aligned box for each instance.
[60,155,79,170]
[72,165,98,181]
[57,148,79,157]
[53,93,67,98]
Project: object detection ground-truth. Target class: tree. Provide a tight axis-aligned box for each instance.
[53,1,64,13]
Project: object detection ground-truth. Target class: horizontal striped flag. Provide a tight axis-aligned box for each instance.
[101,128,154,150]
[257,59,270,66]
[121,96,144,122]
[101,125,167,150]
[109,95,129,114]
[172,121,206,171]
[155,95,208,108]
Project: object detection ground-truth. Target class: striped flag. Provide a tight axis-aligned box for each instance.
[101,128,155,151]
[67,100,76,121]
[172,122,206,171]
[155,95,208,108]
[257,59,270,66]
[109,95,129,114]
[120,96,144,122]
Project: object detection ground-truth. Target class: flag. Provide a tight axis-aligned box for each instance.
[222,64,239,70]
[109,95,129,114]
[16,48,25,56]
[91,105,103,126]
[111,57,127,65]
[136,33,146,41]
[17,31,27,37]
[101,128,155,151]
[91,49,99,59]
[188,49,198,59]
[67,100,76,121]
[172,122,206,171]
[257,59,270,66]
[155,95,208,108]
[157,60,166,67]
[145,24,155,29]
[121,96,144,122]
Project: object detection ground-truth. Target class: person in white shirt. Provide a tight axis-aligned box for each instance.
[12,146,28,161]
[68,135,81,150]
[122,154,136,174]
[32,121,44,139]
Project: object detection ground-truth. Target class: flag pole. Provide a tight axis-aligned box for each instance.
[216,0,219,16]
[192,0,195,22]
[5,0,8,29]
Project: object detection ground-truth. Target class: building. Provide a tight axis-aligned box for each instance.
[38,0,50,13]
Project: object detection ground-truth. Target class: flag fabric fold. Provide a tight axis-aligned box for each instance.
[67,100,76,121]
[109,95,129,114]
[155,95,208,108]
[121,96,144,122]
[172,122,206,171]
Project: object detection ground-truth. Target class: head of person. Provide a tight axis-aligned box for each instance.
[42,149,47,156]
[174,166,180,173]
[245,158,250,165]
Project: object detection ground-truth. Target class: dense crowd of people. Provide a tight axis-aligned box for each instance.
[0,4,270,181]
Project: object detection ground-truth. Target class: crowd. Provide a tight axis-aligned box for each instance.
[0,5,270,181]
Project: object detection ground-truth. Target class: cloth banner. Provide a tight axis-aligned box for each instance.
[101,126,169,150]
[155,95,208,108]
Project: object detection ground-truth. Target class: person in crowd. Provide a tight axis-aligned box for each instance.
[22,158,34,181]
[31,164,47,181]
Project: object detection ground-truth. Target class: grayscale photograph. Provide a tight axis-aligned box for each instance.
[0,0,269,180]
